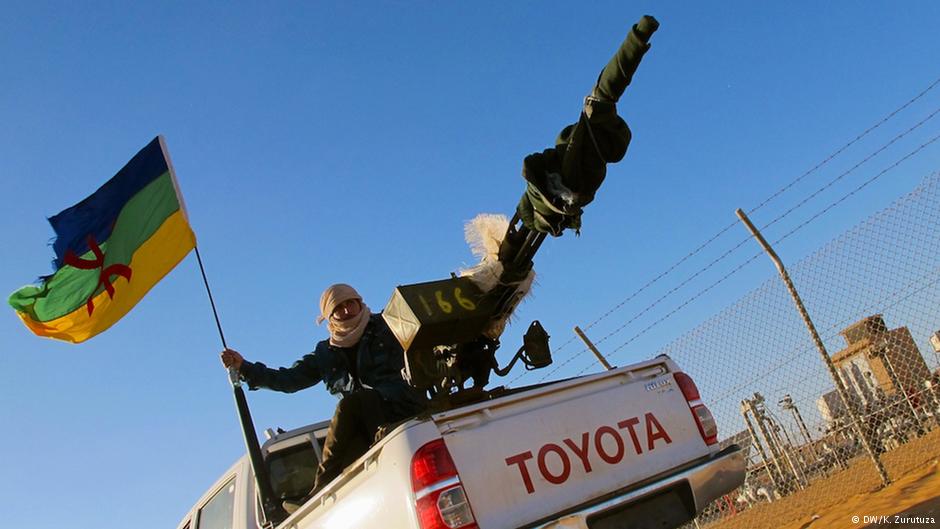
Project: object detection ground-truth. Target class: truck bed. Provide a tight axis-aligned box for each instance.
[276,355,744,529]
[434,356,715,528]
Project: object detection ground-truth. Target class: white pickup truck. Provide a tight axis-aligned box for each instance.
[177,355,744,529]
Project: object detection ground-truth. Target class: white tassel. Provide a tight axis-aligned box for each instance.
[460,214,510,292]
[465,213,509,260]
[459,214,537,339]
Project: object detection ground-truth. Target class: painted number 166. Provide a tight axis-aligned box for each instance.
[428,287,477,314]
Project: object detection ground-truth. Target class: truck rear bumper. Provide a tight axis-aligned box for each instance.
[530,444,746,529]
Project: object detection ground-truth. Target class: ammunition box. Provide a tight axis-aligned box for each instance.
[382,277,498,351]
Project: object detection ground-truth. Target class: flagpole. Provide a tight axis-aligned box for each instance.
[194,247,228,348]
[193,246,285,524]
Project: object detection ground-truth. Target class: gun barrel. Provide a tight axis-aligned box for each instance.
[594,15,659,103]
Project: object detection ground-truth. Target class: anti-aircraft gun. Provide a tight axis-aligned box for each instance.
[382,16,660,403]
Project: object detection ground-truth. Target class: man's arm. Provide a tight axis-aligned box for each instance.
[221,348,322,393]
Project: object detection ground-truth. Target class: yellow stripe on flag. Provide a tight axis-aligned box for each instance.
[19,211,196,343]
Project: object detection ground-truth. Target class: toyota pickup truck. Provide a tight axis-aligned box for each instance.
[177,355,745,529]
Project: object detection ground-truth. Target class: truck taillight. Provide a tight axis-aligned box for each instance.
[411,439,479,529]
[674,372,718,446]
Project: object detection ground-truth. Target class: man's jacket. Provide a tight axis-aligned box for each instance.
[240,314,427,418]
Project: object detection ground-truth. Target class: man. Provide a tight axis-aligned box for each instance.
[220,283,427,498]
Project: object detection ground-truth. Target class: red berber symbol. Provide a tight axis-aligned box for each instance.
[63,234,133,315]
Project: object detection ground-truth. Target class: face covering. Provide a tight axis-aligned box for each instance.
[318,283,371,347]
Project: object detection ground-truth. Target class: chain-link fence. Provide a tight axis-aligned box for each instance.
[651,170,940,528]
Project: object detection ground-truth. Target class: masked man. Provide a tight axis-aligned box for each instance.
[220,283,427,499]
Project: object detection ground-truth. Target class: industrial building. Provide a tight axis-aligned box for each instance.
[829,314,931,407]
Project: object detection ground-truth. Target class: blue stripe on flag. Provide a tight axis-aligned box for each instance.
[47,137,169,269]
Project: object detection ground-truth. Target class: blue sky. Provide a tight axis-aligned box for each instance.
[2,2,939,527]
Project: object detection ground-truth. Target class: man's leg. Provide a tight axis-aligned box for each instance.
[314,389,388,490]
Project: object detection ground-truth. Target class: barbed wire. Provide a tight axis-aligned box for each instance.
[583,77,940,337]
[573,135,940,377]
[661,170,940,408]
[592,111,940,353]
[771,132,940,248]
[761,108,940,233]
[707,257,940,408]
[748,76,940,215]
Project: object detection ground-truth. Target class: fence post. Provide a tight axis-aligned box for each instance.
[735,208,890,487]
[574,326,614,371]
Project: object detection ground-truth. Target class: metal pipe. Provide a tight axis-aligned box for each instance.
[766,414,806,489]
[750,397,791,493]
[195,246,285,523]
[742,400,783,492]
[574,326,613,370]
[232,382,285,523]
[790,401,819,461]
[735,208,890,486]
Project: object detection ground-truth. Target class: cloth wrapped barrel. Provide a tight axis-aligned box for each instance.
[518,15,659,235]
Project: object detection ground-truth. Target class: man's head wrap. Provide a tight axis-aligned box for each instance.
[317,283,371,347]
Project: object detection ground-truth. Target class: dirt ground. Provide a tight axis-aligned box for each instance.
[709,428,940,529]
[862,496,940,529]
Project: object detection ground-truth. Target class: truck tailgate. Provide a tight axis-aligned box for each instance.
[434,358,710,529]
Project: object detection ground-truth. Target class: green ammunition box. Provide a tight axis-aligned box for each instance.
[382,276,498,351]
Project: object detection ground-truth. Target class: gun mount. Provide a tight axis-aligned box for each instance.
[383,214,547,394]
[383,16,659,398]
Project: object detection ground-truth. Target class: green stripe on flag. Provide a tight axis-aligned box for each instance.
[9,172,181,321]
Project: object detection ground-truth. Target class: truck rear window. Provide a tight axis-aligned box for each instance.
[267,443,318,501]
[197,477,236,529]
